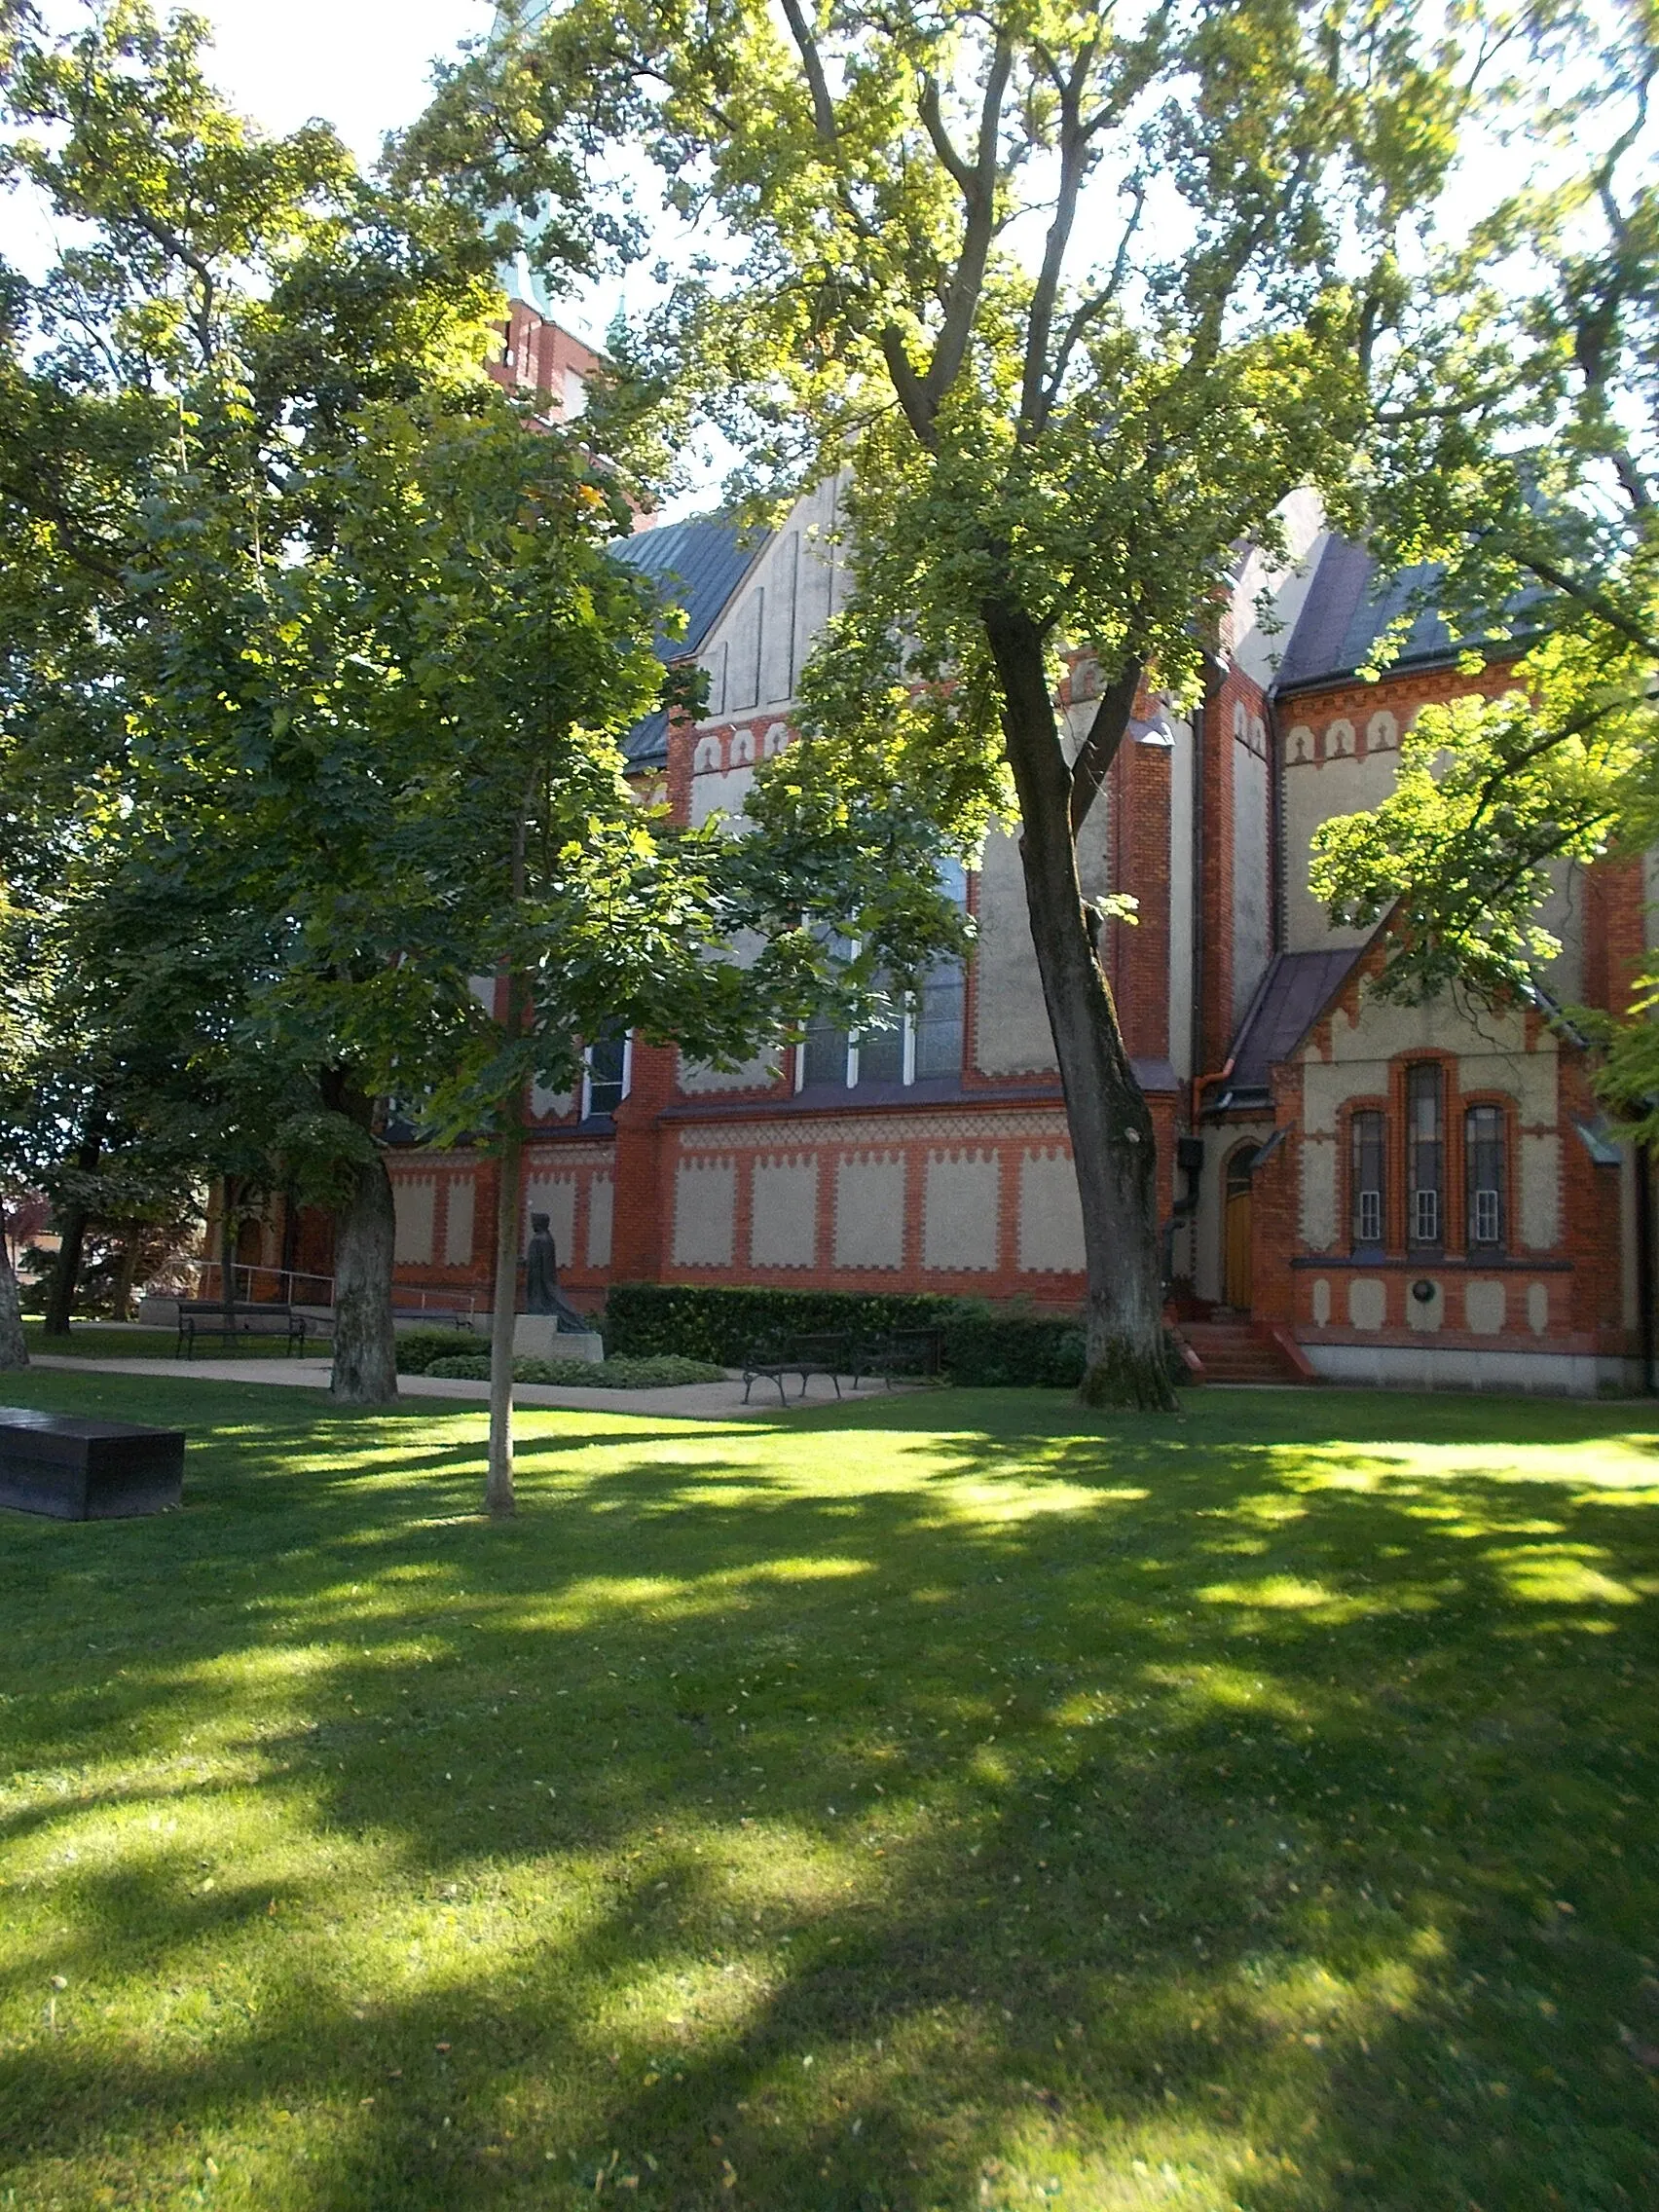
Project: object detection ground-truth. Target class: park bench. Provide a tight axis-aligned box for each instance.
[0,1406,185,1520]
[849,1328,943,1390]
[741,1332,853,1407]
[175,1301,310,1359]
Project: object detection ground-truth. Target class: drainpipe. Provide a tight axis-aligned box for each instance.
[1638,1141,1656,1395]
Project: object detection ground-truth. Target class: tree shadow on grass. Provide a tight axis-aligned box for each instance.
[1,1373,1658,2207]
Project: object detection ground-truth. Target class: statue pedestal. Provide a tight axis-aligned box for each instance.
[513,1315,604,1363]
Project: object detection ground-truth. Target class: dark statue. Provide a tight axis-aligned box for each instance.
[524,1212,589,1333]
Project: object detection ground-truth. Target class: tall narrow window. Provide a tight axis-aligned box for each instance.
[912,957,966,1079]
[800,1011,851,1088]
[1350,1110,1385,1248]
[1466,1104,1505,1249]
[853,1014,904,1085]
[583,1029,629,1118]
[1406,1063,1444,1247]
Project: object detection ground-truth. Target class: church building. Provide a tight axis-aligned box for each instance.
[259,292,1648,1395]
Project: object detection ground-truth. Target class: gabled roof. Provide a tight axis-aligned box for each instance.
[1273,538,1456,692]
[1218,946,1367,1106]
[1273,534,1548,694]
[611,514,768,766]
[613,513,765,660]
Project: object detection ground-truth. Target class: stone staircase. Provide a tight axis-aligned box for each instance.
[1178,1316,1314,1386]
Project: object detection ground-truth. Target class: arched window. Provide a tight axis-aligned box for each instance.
[1350,1110,1385,1249]
[1466,1104,1506,1250]
[1406,1063,1444,1248]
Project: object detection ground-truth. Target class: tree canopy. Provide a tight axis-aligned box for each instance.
[405,0,1492,1405]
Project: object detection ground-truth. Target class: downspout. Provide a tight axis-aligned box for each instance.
[1188,685,1206,1111]
[1638,1141,1656,1395]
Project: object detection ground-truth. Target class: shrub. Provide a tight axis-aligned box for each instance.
[600,1283,1146,1387]
[517,1354,726,1388]
[395,1328,486,1375]
[418,1350,727,1388]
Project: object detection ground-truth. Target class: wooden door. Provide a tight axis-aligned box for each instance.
[1224,1156,1253,1310]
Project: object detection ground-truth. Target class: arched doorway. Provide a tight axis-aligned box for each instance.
[1223,1145,1254,1311]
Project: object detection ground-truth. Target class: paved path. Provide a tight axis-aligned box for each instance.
[26,1354,894,1421]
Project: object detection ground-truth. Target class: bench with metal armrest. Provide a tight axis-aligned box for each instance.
[849,1328,943,1390]
[175,1301,310,1358]
[741,1333,854,1407]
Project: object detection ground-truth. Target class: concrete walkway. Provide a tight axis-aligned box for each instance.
[26,1353,898,1421]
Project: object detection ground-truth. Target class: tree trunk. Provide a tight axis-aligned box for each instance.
[219,1176,240,1327]
[324,1074,398,1406]
[982,600,1176,1411]
[113,1231,142,1323]
[43,1129,101,1338]
[0,1206,29,1370]
[486,1110,524,1519]
[486,801,532,1519]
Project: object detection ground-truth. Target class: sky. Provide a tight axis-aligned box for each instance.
[0,1,504,292]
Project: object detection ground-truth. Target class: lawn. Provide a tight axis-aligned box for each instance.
[1,1373,1657,2211]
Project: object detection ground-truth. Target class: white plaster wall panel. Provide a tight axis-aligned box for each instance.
[393,1178,436,1266]
[751,1156,819,1270]
[1324,719,1355,760]
[702,639,727,718]
[1407,1279,1445,1332]
[673,1157,737,1268]
[1533,858,1585,1003]
[795,522,833,675]
[468,974,498,1014]
[1520,1134,1561,1251]
[1464,1279,1505,1334]
[1017,1151,1087,1274]
[1167,714,1195,1079]
[1528,1281,1550,1334]
[442,1178,475,1267]
[532,1080,575,1120]
[1457,1041,1558,1131]
[1231,717,1271,1023]
[1311,1276,1332,1325]
[833,1154,906,1270]
[1348,1277,1386,1330]
[524,1175,577,1264]
[1228,491,1328,679]
[922,1151,1000,1272]
[973,829,1058,1075]
[1282,748,1395,952]
[725,588,763,712]
[1300,1133,1337,1250]
[760,532,799,703]
[585,1173,613,1269]
[689,763,756,830]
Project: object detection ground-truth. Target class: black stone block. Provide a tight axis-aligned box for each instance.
[0,1407,186,1520]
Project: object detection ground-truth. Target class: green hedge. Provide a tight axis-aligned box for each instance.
[396,1327,487,1375]
[424,1352,726,1389]
[599,1282,1152,1388]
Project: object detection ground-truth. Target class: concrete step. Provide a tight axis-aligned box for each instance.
[1179,1322,1313,1386]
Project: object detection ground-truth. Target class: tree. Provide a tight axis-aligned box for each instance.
[1306,1,1659,1118]
[0,0,504,1398]
[407,0,1482,1407]
[2,3,966,1491]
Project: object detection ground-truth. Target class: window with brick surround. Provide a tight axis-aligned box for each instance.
[1465,1103,1506,1250]
[1406,1062,1444,1248]
[1350,1109,1385,1250]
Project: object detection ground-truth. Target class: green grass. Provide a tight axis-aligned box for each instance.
[2,1374,1658,2210]
[21,1322,312,1361]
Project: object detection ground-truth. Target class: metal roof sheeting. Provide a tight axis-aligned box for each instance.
[612,515,768,766]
